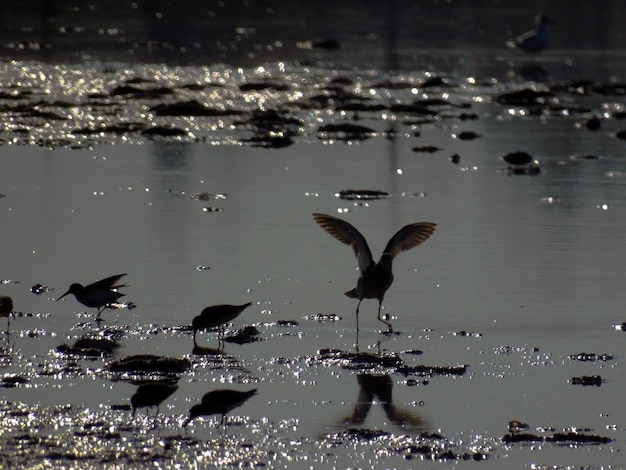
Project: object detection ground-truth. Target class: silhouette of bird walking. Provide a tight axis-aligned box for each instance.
[507,14,553,53]
[313,213,436,332]
[0,295,14,331]
[131,382,178,418]
[183,388,257,427]
[57,273,127,320]
[192,302,252,344]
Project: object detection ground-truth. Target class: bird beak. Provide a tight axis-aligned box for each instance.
[56,290,71,301]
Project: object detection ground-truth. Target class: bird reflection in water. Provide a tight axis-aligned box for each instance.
[191,342,225,357]
[336,374,427,432]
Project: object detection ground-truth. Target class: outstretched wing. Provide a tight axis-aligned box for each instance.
[312,213,373,271]
[383,222,436,258]
[89,273,127,290]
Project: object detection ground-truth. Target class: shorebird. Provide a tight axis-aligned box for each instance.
[131,382,178,418]
[312,213,436,332]
[192,302,252,344]
[183,388,257,427]
[507,14,553,53]
[0,295,14,330]
[57,273,127,320]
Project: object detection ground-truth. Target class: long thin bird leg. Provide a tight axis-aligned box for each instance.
[355,299,362,332]
[96,306,105,321]
[377,300,393,333]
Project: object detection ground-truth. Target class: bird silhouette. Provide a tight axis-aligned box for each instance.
[183,388,257,427]
[507,14,553,53]
[57,274,127,320]
[313,213,436,332]
[0,295,14,332]
[131,381,178,418]
[192,302,252,344]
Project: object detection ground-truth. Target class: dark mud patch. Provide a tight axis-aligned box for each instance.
[304,313,341,322]
[452,330,482,337]
[501,151,536,167]
[411,146,441,153]
[57,337,120,358]
[106,355,191,376]
[336,189,390,201]
[569,153,600,161]
[0,374,29,388]
[311,349,467,377]
[317,123,376,141]
[396,364,468,377]
[570,375,603,386]
[315,349,403,370]
[503,430,611,445]
[151,100,242,117]
[496,88,558,107]
[30,284,51,295]
[322,428,488,462]
[222,325,262,345]
[569,352,614,362]
[452,131,480,141]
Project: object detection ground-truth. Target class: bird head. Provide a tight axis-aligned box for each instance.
[182,404,204,427]
[56,283,83,301]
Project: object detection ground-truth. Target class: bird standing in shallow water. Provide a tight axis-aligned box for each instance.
[0,295,14,331]
[192,302,252,344]
[57,273,127,320]
[312,213,436,333]
[183,388,257,427]
[131,382,178,418]
[507,14,553,53]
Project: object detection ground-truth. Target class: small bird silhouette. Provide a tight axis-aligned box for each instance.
[507,14,554,53]
[313,213,436,332]
[192,302,252,344]
[0,295,15,331]
[183,388,257,427]
[131,381,179,418]
[57,273,127,320]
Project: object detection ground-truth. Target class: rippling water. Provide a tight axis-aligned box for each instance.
[1,1,626,468]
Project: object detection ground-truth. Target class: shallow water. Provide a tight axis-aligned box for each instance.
[2,1,626,469]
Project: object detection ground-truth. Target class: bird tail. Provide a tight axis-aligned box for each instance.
[344,288,359,299]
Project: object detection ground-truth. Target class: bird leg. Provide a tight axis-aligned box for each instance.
[377,300,393,333]
[95,306,105,321]
[355,299,362,332]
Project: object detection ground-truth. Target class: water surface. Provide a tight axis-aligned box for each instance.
[1,1,626,468]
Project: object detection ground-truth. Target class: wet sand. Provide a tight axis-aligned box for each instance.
[1,1,626,468]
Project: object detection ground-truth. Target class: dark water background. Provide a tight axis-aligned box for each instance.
[1,1,626,468]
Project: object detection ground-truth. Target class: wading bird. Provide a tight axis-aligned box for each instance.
[57,273,127,320]
[312,213,436,332]
[0,295,14,331]
[192,302,252,344]
[131,381,178,418]
[183,388,257,427]
[507,14,553,53]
